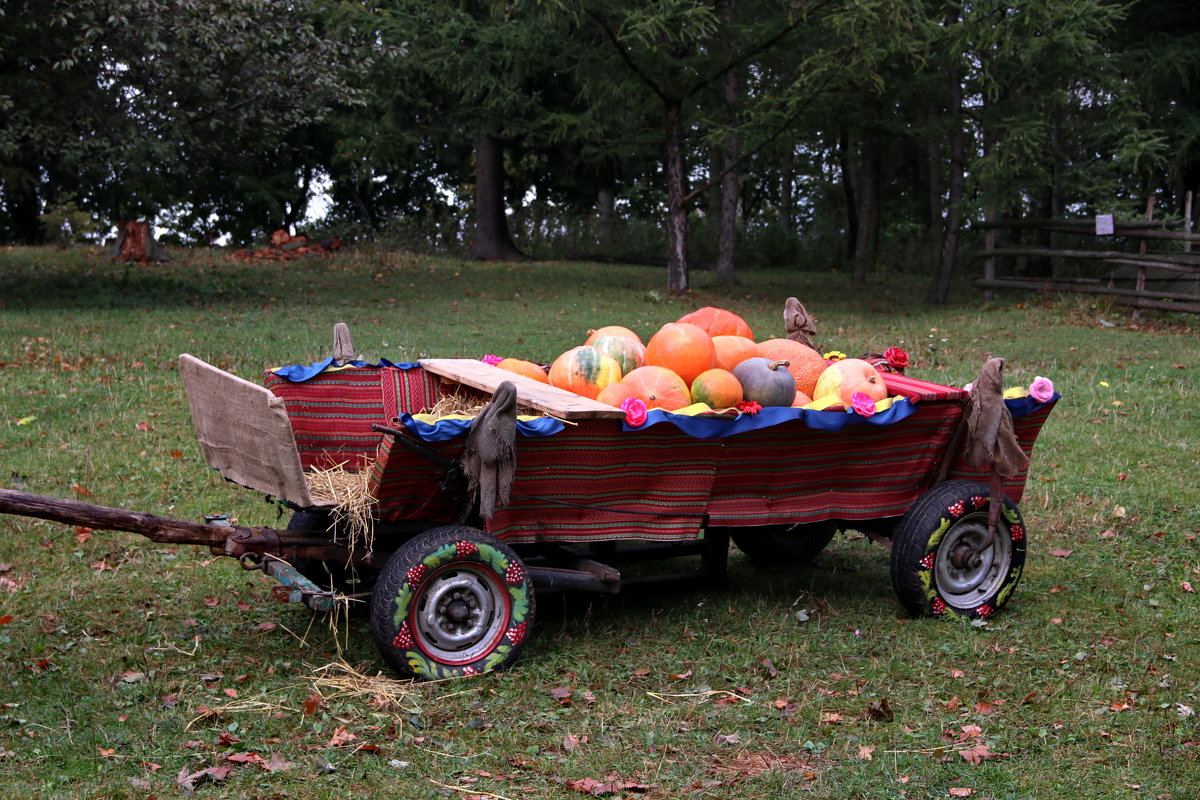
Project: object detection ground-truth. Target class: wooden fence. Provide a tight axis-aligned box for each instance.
[973,194,1200,314]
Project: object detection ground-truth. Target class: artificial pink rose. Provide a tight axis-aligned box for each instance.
[1029,376,1055,403]
[620,397,648,426]
[883,347,910,370]
[850,391,877,417]
[481,354,504,366]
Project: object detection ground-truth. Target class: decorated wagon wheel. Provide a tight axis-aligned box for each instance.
[369,526,534,680]
[890,480,1026,618]
[725,521,839,567]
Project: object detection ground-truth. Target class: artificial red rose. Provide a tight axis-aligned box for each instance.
[883,347,910,370]
[620,397,648,426]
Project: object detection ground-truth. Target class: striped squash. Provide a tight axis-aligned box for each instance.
[549,346,621,400]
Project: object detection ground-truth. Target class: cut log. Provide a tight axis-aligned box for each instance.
[108,220,172,262]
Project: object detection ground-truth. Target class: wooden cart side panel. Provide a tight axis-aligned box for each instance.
[704,402,964,525]
[371,433,464,525]
[486,421,719,545]
[178,354,317,508]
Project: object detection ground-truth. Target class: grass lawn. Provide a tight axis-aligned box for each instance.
[1,244,1197,799]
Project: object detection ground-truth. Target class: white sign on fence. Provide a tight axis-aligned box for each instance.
[1095,214,1114,235]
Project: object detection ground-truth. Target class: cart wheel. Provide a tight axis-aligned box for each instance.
[890,480,1026,618]
[727,522,838,567]
[369,526,534,680]
[286,512,372,594]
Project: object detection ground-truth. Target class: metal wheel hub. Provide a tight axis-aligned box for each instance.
[934,512,1011,609]
[414,566,506,662]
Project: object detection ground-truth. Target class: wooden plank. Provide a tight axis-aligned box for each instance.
[419,358,626,420]
[1113,296,1200,314]
[973,247,1200,266]
[1103,257,1200,274]
[975,277,1200,303]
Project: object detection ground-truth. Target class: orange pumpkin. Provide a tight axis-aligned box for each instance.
[596,381,637,408]
[585,325,643,346]
[621,366,691,411]
[812,358,888,407]
[791,389,814,407]
[712,335,759,372]
[589,335,645,377]
[549,346,621,400]
[677,307,754,339]
[756,338,828,397]
[690,368,744,409]
[644,322,716,386]
[495,358,548,384]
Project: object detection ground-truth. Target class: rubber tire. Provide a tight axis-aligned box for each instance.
[286,511,372,594]
[369,526,534,680]
[727,522,838,567]
[890,480,1026,619]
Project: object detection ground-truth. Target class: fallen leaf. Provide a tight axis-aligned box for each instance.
[948,789,975,798]
[820,711,844,724]
[254,621,277,632]
[97,747,117,758]
[301,693,326,716]
[1182,582,1196,594]
[761,657,780,678]
[327,725,357,747]
[950,669,966,679]
[265,752,294,772]
[204,597,219,608]
[958,743,994,765]
[135,422,150,431]
[857,745,875,761]
[562,733,587,751]
[0,615,10,625]
[176,765,233,791]
[551,687,573,705]
[713,733,741,746]
[1050,549,1073,558]
[670,669,693,680]
[226,752,266,766]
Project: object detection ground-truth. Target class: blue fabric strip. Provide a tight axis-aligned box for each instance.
[398,413,566,441]
[270,358,420,382]
[624,397,920,438]
[1005,392,1060,418]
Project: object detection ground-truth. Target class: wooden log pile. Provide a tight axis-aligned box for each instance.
[228,229,343,263]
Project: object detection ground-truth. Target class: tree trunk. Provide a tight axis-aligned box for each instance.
[5,179,43,244]
[839,130,858,262]
[779,147,795,231]
[597,186,616,245]
[928,15,964,305]
[469,133,524,261]
[716,63,740,287]
[664,99,689,292]
[923,108,943,263]
[109,221,172,262]
[852,133,879,283]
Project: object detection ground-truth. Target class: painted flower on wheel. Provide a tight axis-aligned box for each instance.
[1029,376,1055,403]
[851,392,877,417]
[391,621,414,649]
[455,541,479,558]
[883,347,910,370]
[504,562,525,584]
[405,564,429,586]
[506,621,528,646]
[931,597,947,615]
[620,397,648,426]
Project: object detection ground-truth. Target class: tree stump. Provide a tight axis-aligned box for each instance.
[108,221,172,262]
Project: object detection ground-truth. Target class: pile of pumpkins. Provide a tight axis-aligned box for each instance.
[492,307,889,413]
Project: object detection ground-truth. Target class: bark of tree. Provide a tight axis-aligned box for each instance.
[664,99,689,292]
[109,220,172,262]
[597,186,616,244]
[927,13,965,305]
[716,63,740,287]
[5,179,43,244]
[839,130,858,261]
[778,147,795,231]
[852,132,879,283]
[923,108,944,263]
[469,133,524,261]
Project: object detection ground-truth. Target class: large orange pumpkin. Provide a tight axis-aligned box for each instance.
[677,307,754,340]
[690,368,744,409]
[644,322,716,386]
[585,325,643,346]
[549,346,621,400]
[589,335,645,377]
[495,358,548,384]
[756,338,828,397]
[712,335,758,372]
[620,366,691,411]
[812,358,888,407]
[596,381,637,408]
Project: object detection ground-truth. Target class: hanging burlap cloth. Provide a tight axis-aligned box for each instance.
[459,380,518,521]
[964,358,1030,476]
[784,296,818,350]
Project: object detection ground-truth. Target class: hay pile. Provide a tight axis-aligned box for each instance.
[303,460,376,555]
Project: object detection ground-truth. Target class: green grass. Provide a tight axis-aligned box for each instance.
[1,245,1198,799]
